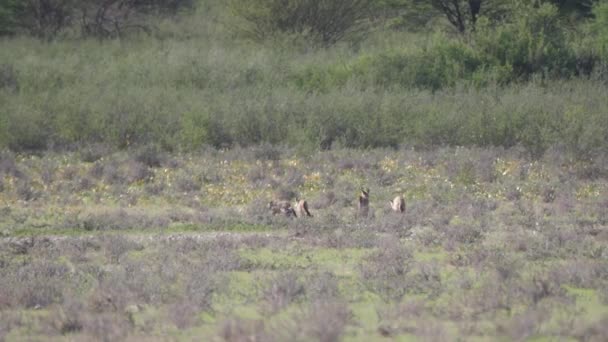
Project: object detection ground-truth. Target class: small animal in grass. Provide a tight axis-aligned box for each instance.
[389,195,405,213]
[358,188,370,218]
[268,200,297,217]
[294,198,312,218]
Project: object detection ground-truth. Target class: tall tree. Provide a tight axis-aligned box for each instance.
[431,0,472,32]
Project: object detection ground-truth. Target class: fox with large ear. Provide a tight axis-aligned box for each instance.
[389,195,405,213]
[268,200,297,217]
[358,188,370,218]
[294,198,313,217]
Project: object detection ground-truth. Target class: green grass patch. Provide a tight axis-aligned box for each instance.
[7,222,276,237]
[239,247,371,274]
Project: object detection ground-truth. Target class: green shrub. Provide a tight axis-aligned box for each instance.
[561,105,608,158]
[228,0,375,46]
[352,35,483,90]
[289,64,352,93]
[0,0,21,35]
[474,3,576,81]
[592,1,608,57]
[586,0,608,75]
[285,3,586,90]
[290,34,484,92]
[180,110,212,149]
[2,102,50,151]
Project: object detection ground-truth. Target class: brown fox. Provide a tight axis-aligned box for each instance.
[294,198,312,218]
[389,195,405,213]
[268,200,297,217]
[358,188,370,218]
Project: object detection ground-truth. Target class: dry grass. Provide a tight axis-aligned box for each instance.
[0,146,607,340]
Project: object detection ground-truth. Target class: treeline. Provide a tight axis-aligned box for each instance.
[1,0,608,157]
[2,0,607,81]
[0,0,194,39]
[230,0,608,85]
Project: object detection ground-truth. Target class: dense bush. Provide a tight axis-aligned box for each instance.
[589,1,608,69]
[0,1,24,35]
[473,2,577,81]
[0,1,607,156]
[228,0,375,46]
[292,2,602,89]
[0,0,194,39]
[351,35,484,90]
[1,49,607,156]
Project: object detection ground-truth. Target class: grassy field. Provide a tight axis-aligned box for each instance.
[1,146,607,341]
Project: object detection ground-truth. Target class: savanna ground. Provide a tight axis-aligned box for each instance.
[1,145,607,341]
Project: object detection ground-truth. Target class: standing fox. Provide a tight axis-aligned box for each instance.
[294,198,312,217]
[389,195,405,213]
[358,188,370,218]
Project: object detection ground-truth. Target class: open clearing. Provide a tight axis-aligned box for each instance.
[1,147,608,341]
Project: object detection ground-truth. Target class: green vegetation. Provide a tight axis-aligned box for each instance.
[1,0,608,340]
[0,0,607,156]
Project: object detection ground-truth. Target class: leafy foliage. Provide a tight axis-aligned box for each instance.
[0,0,22,35]
[591,1,608,60]
[0,1,607,156]
[228,0,375,46]
[474,2,576,80]
[0,0,194,39]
